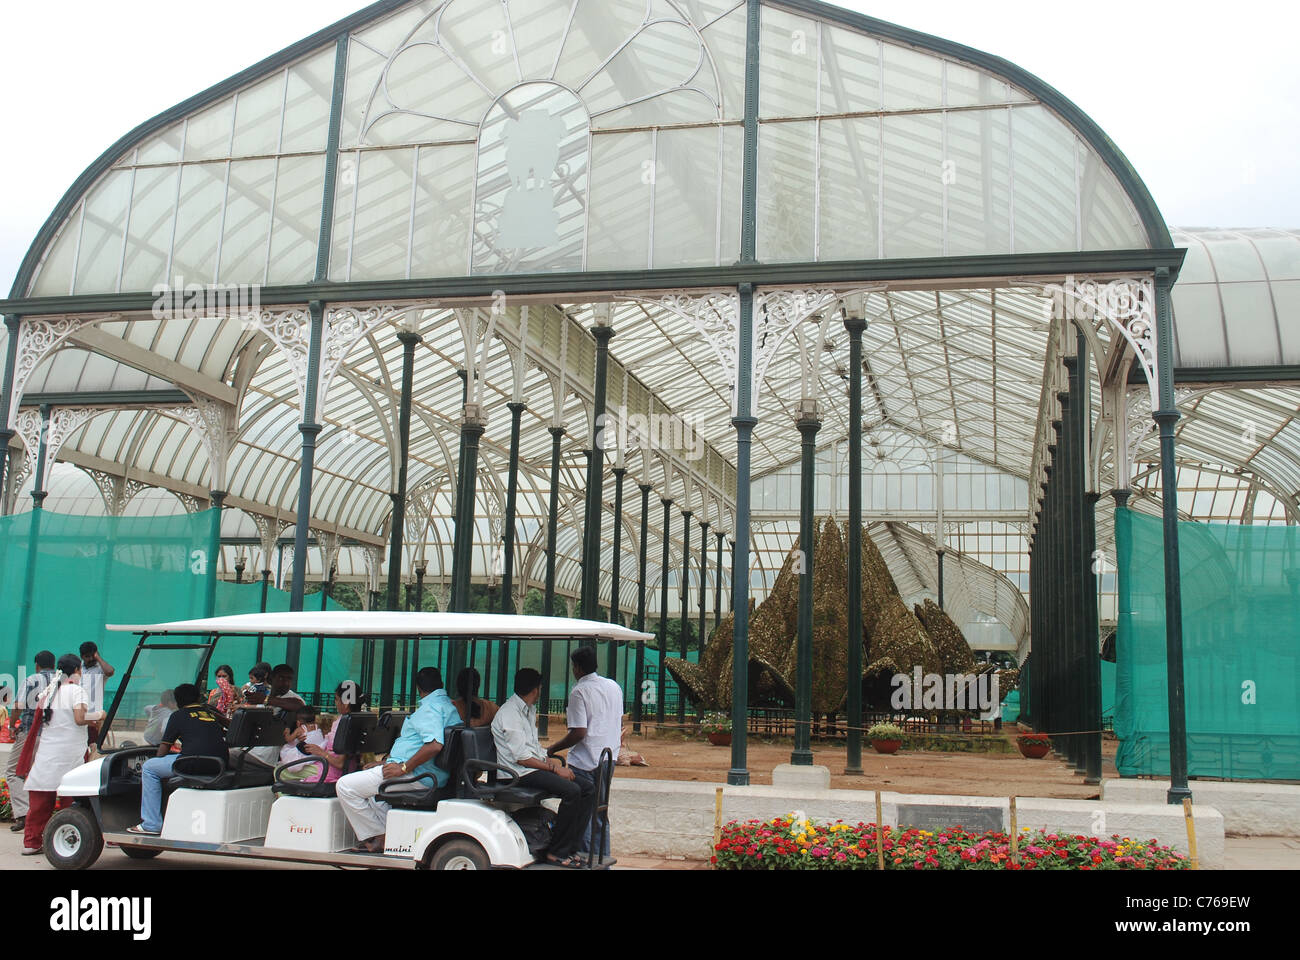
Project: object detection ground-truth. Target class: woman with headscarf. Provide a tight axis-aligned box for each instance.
[18,654,106,855]
[206,664,242,719]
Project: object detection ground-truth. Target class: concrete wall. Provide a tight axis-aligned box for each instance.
[610,778,1225,869]
[1104,778,1300,838]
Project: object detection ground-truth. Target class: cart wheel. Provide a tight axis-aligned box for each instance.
[120,846,163,860]
[44,806,104,871]
[428,838,490,870]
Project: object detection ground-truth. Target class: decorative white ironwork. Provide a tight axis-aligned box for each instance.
[753,289,841,411]
[624,290,740,408]
[82,467,149,517]
[316,531,341,582]
[16,406,105,489]
[1047,276,1158,412]
[1125,386,1199,477]
[246,304,438,418]
[250,513,286,573]
[7,317,92,430]
[163,397,238,492]
[361,545,383,594]
[176,492,206,515]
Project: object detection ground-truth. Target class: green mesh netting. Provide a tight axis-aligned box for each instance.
[1114,508,1300,781]
[0,510,352,704]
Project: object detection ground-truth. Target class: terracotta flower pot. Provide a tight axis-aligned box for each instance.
[1018,740,1050,759]
[871,739,902,755]
[707,732,732,747]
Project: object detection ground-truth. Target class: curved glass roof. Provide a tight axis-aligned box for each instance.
[20,0,1158,300]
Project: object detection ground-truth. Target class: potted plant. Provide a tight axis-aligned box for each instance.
[867,722,905,755]
[1016,733,1052,759]
[701,711,733,746]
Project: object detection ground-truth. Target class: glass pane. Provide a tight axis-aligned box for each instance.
[351,148,416,282]
[946,108,1011,257]
[1169,284,1227,366]
[171,162,228,285]
[328,150,359,281]
[281,50,336,154]
[818,116,880,262]
[701,3,748,121]
[411,143,476,278]
[883,43,943,111]
[1010,106,1077,253]
[219,158,276,284]
[184,98,235,162]
[757,120,814,263]
[588,131,653,271]
[1273,280,1300,362]
[437,0,528,97]
[554,0,648,95]
[472,82,588,274]
[1079,144,1145,250]
[882,113,943,259]
[585,20,720,129]
[1203,232,1268,282]
[73,170,132,294]
[1219,282,1280,364]
[29,206,82,297]
[654,126,723,268]
[367,35,489,146]
[820,23,881,115]
[760,5,818,119]
[137,123,184,165]
[268,154,326,284]
[945,61,1012,108]
[231,71,286,159]
[120,165,180,291]
[341,36,389,149]
[1250,231,1300,281]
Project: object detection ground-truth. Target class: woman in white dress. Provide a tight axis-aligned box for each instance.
[21,654,106,854]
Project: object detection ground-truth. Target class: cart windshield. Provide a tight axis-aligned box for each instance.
[100,641,212,751]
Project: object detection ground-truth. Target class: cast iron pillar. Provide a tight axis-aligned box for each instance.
[678,509,692,725]
[658,498,672,726]
[540,426,564,736]
[498,401,526,701]
[609,467,626,675]
[698,519,710,654]
[634,483,651,733]
[581,321,615,620]
[791,405,821,766]
[843,306,867,775]
[0,316,20,510]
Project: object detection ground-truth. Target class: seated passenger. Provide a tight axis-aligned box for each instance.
[300,680,368,784]
[277,706,327,781]
[242,664,305,769]
[335,668,460,854]
[128,684,228,836]
[452,667,498,729]
[142,689,178,746]
[492,668,595,869]
[241,662,271,703]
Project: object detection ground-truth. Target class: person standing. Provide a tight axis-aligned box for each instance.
[547,646,623,858]
[78,642,115,749]
[20,655,106,855]
[128,684,227,836]
[4,651,57,835]
[492,668,594,868]
[335,667,460,854]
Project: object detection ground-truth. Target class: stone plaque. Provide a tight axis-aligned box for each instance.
[895,803,1005,833]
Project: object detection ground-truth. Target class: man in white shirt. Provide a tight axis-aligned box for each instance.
[243,664,304,768]
[547,646,623,858]
[79,642,115,749]
[492,668,594,867]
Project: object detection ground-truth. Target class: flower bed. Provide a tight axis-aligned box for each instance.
[711,816,1189,870]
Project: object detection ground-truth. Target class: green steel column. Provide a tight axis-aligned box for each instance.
[658,497,672,726]
[581,324,615,620]
[1058,373,1078,769]
[715,531,724,627]
[540,426,564,736]
[498,401,526,702]
[634,483,651,734]
[728,0,762,786]
[287,301,327,675]
[205,491,227,619]
[0,316,20,512]
[1153,268,1191,805]
[609,467,627,676]
[381,329,420,709]
[698,519,709,653]
[791,411,821,766]
[1082,489,1102,783]
[678,509,691,725]
[936,549,946,610]
[16,403,51,668]
[844,311,866,775]
[449,408,486,683]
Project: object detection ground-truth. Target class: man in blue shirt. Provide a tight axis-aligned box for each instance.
[336,667,460,854]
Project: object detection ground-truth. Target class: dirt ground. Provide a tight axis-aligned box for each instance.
[601,726,1118,800]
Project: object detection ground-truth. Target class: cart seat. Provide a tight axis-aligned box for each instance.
[272,711,380,799]
[457,726,551,807]
[171,707,282,791]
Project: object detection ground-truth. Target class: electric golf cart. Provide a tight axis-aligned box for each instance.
[41,611,648,871]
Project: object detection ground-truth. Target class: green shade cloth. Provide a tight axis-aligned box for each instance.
[0,510,349,705]
[1114,509,1300,781]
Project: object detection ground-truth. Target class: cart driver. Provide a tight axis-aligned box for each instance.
[335,667,460,854]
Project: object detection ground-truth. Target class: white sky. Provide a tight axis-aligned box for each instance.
[2,0,1296,295]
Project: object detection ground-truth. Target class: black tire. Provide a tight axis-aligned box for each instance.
[43,806,104,871]
[427,838,490,871]
[120,846,163,860]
